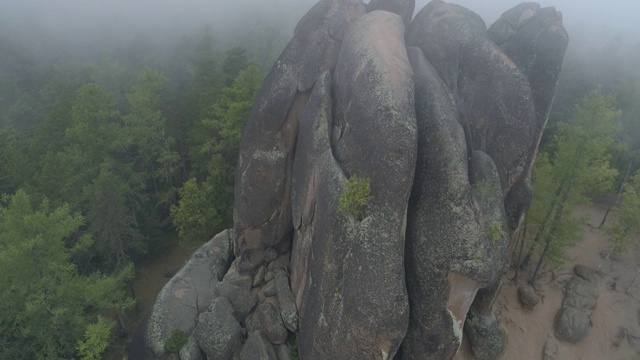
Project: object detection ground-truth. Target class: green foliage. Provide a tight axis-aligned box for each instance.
[288,334,299,360]
[0,190,134,359]
[173,64,263,244]
[339,176,373,219]
[525,90,621,274]
[165,329,188,354]
[222,46,250,87]
[488,221,506,243]
[76,316,115,360]
[473,179,496,202]
[171,177,223,243]
[606,172,640,252]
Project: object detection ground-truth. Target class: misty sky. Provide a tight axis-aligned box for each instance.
[1,0,638,59]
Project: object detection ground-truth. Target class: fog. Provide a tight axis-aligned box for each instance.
[1,0,639,68]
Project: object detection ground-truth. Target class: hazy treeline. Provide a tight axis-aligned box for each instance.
[0,2,312,357]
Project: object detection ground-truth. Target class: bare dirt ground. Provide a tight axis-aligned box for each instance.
[457,203,640,360]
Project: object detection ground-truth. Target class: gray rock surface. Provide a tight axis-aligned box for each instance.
[463,310,507,360]
[179,335,203,360]
[291,10,416,359]
[554,305,591,343]
[240,330,279,360]
[194,298,243,360]
[564,276,598,312]
[214,281,258,322]
[554,275,598,343]
[128,230,233,359]
[542,337,558,360]
[233,0,366,262]
[274,269,298,332]
[402,45,507,360]
[518,285,540,311]
[255,301,288,345]
[366,0,415,28]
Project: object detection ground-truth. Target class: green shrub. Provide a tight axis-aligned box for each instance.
[488,221,506,243]
[76,316,115,360]
[338,176,372,220]
[165,329,188,353]
[473,179,495,200]
[288,334,299,360]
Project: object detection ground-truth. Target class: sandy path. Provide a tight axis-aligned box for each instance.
[456,203,640,360]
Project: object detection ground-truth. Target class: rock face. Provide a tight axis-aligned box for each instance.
[132,1,567,360]
[291,10,417,359]
[233,0,366,261]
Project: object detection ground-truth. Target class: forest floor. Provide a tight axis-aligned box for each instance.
[457,202,640,360]
[105,241,193,360]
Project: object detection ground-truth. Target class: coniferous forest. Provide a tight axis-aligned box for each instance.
[0,1,639,359]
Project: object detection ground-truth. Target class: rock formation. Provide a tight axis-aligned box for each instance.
[554,265,599,343]
[130,1,568,359]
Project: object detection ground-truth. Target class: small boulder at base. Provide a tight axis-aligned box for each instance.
[542,337,559,360]
[518,285,540,311]
[193,298,243,360]
[464,310,507,360]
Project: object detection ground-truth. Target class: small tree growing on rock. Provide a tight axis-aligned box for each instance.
[339,176,372,220]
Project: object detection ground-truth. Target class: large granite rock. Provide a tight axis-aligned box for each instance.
[366,0,415,28]
[233,0,366,262]
[291,10,417,359]
[131,2,568,360]
[554,275,598,343]
[402,45,508,360]
[128,230,233,359]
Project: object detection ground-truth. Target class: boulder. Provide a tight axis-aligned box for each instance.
[564,276,598,312]
[179,335,203,360]
[240,330,279,360]
[574,264,598,283]
[554,275,598,343]
[275,269,298,332]
[554,305,591,343]
[366,0,415,28]
[518,285,540,311]
[214,281,258,322]
[291,10,416,359]
[255,301,288,345]
[233,0,366,261]
[542,337,558,360]
[128,230,233,359]
[193,298,243,360]
[463,310,507,360]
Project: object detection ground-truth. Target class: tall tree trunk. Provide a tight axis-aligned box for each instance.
[520,184,566,269]
[599,159,633,228]
[512,215,529,283]
[529,185,572,287]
